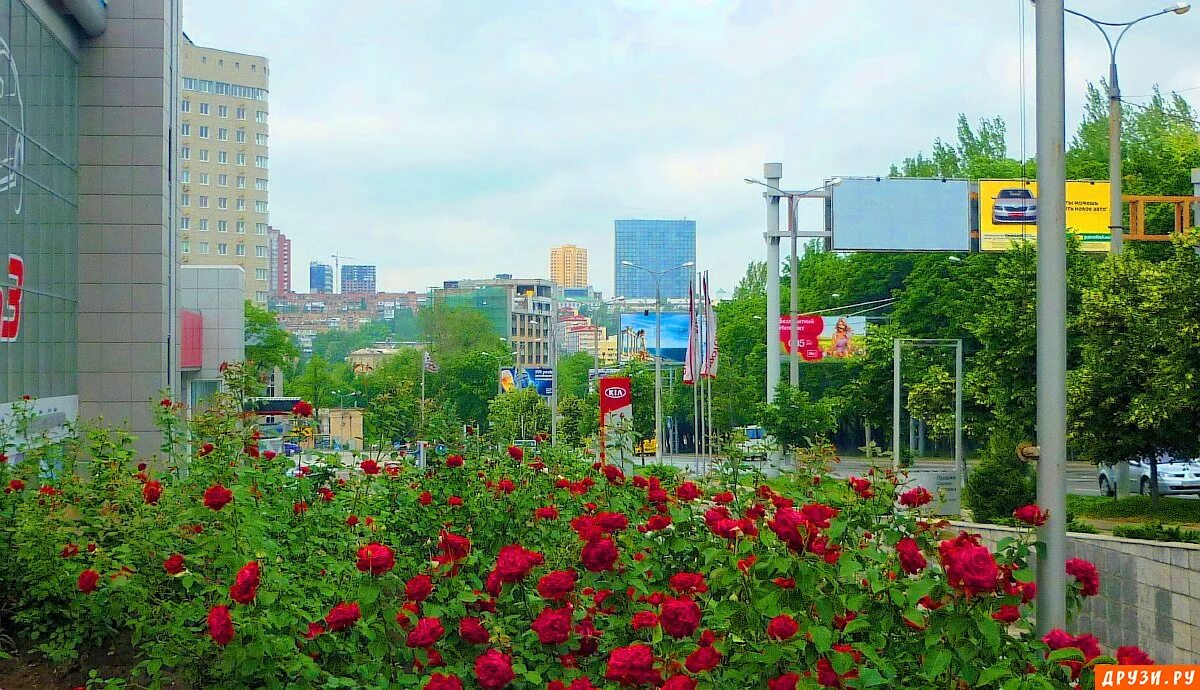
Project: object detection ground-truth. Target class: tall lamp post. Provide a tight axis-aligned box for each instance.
[620,260,694,463]
[1058,1,1190,254]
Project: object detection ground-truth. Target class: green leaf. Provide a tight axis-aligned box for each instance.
[810,625,833,653]
[857,668,886,687]
[925,648,952,679]
[978,665,1011,686]
[1047,647,1084,662]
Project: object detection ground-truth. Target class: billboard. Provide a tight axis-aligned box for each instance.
[619,312,692,364]
[979,179,1111,252]
[598,376,632,462]
[778,315,866,362]
[500,367,554,397]
[830,177,970,252]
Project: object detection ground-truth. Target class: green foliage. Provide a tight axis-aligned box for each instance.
[964,433,1036,523]
[555,395,596,448]
[244,300,298,374]
[1110,523,1200,544]
[555,351,594,401]
[419,303,506,360]
[307,321,393,365]
[285,355,352,416]
[487,387,550,442]
[758,382,836,452]
[1067,494,1200,524]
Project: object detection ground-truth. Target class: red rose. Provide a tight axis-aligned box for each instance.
[198,442,214,457]
[208,604,234,646]
[61,543,79,558]
[360,459,380,475]
[660,596,701,639]
[355,542,395,575]
[448,496,463,507]
[474,649,516,690]
[766,614,799,640]
[1065,557,1099,597]
[229,562,260,604]
[163,553,185,575]
[630,610,659,630]
[203,484,233,511]
[406,574,434,601]
[407,617,445,648]
[5,479,24,493]
[507,446,524,461]
[604,644,661,686]
[419,491,433,505]
[346,514,360,526]
[773,577,795,589]
[675,482,702,501]
[438,531,472,563]
[424,673,464,690]
[304,622,325,639]
[580,538,618,572]
[938,532,998,596]
[531,605,573,645]
[548,680,598,690]
[684,644,721,673]
[535,505,559,521]
[643,514,672,532]
[493,544,544,583]
[446,454,464,467]
[993,604,1021,623]
[537,570,577,600]
[317,487,334,502]
[1116,645,1154,665]
[293,501,308,515]
[1042,628,1101,679]
[459,617,489,644]
[661,675,697,690]
[895,537,927,574]
[767,673,801,690]
[142,480,163,505]
[668,572,707,595]
[713,491,735,504]
[898,486,931,508]
[325,602,361,632]
[77,569,100,594]
[292,400,314,417]
[1012,503,1048,526]
[848,476,873,499]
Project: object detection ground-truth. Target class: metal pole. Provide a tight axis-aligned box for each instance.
[692,272,699,457]
[789,196,799,387]
[654,276,663,463]
[1108,58,1123,254]
[1192,168,1200,220]
[955,339,965,490]
[892,338,901,472]
[550,293,558,446]
[706,364,713,463]
[1035,0,1068,636]
[764,162,782,403]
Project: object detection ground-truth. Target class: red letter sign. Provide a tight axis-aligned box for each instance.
[0,254,24,342]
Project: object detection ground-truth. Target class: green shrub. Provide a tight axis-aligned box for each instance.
[964,432,1035,523]
[1111,522,1200,544]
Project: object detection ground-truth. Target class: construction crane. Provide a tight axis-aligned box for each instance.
[330,254,360,294]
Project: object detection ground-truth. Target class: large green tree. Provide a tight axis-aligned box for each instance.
[487,387,550,442]
[245,300,297,374]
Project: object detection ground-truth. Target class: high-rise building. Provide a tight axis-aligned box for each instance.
[267,226,291,296]
[549,244,588,288]
[614,219,696,300]
[179,35,271,303]
[341,264,377,294]
[310,262,334,294]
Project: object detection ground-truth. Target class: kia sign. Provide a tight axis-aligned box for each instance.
[603,386,628,400]
[598,376,632,461]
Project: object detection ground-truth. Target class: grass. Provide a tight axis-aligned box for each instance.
[1067,494,1200,525]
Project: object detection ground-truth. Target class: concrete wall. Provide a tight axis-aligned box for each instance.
[955,521,1200,664]
[176,265,244,378]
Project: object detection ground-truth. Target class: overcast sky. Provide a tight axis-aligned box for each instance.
[182,0,1199,296]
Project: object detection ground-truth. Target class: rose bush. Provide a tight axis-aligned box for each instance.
[0,391,1142,688]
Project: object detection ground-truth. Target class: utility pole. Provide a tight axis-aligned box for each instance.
[764,163,782,402]
[1034,0,1068,636]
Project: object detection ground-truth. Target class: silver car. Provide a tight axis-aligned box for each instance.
[991,187,1038,224]
[1098,455,1200,496]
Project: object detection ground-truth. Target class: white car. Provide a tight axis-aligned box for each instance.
[735,425,773,461]
[1099,455,1200,497]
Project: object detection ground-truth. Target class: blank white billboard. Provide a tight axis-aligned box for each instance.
[830,177,970,252]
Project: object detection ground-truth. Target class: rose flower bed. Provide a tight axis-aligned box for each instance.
[0,395,1148,688]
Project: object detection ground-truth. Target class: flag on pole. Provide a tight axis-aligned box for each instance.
[683,278,698,385]
[701,272,719,379]
[423,351,439,373]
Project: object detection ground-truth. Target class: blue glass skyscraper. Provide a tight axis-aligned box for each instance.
[309,262,334,294]
[613,219,696,299]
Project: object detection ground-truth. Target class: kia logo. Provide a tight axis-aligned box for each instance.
[603,387,628,399]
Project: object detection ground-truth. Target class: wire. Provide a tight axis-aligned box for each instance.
[1122,85,1200,99]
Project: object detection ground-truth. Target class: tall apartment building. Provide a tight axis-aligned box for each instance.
[309,262,334,294]
[178,35,271,302]
[614,219,696,300]
[267,226,291,296]
[549,244,588,288]
[341,264,377,294]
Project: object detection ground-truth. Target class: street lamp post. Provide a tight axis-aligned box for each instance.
[1060,1,1190,254]
[620,260,694,463]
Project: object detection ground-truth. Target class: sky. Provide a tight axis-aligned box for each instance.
[181,0,1200,296]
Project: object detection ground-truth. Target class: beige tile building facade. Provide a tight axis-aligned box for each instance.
[549,244,588,288]
[178,35,270,302]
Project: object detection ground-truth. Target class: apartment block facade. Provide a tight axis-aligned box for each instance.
[267,226,290,296]
[309,261,333,294]
[340,264,376,294]
[549,243,588,288]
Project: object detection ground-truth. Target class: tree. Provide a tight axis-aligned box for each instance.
[245,300,297,374]
[557,396,594,448]
[364,387,418,448]
[419,304,506,359]
[487,388,550,442]
[286,355,349,417]
[758,382,836,454]
[309,321,392,365]
[556,351,594,401]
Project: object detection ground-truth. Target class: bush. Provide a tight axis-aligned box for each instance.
[1111,523,1200,544]
[964,432,1035,523]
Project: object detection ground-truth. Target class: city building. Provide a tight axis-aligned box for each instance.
[434,276,554,368]
[340,264,377,294]
[309,262,334,294]
[269,291,426,351]
[614,219,696,300]
[549,243,588,288]
[177,266,247,406]
[1,0,242,457]
[267,226,291,296]
[179,35,271,303]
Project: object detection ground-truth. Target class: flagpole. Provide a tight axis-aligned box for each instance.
[698,272,707,461]
[420,354,426,431]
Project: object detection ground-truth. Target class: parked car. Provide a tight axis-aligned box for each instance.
[991,187,1037,224]
[735,425,774,461]
[1098,454,1200,496]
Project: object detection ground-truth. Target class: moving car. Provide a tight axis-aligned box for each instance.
[1098,454,1200,496]
[991,187,1038,224]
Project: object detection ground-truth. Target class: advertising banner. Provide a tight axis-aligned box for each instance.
[778,314,866,362]
[619,312,692,364]
[598,376,632,461]
[831,177,971,251]
[500,367,554,397]
[979,179,1111,252]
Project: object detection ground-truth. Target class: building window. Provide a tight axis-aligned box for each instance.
[218,105,228,118]
[181,240,190,253]
[218,151,228,164]
[256,111,268,123]
[255,291,268,302]
[198,126,209,139]
[236,244,246,256]
[181,99,191,113]
[180,123,191,136]
[255,268,268,280]
[180,146,190,159]
[255,245,267,258]
[255,156,268,168]
[198,242,209,254]
[198,149,209,162]
[199,102,209,115]
[182,77,267,100]
[198,196,209,208]
[236,106,246,120]
[236,176,246,189]
[180,169,190,183]
[256,223,267,235]
[236,198,245,211]
[217,174,228,187]
[218,128,228,141]
[236,130,246,143]
[217,243,228,256]
[255,178,268,191]
[181,194,190,206]
[198,173,209,185]
[180,217,190,229]
[218,220,228,232]
[198,219,209,231]
[236,153,246,166]
[255,133,268,146]
[255,200,268,213]
[236,221,246,234]
[218,197,228,210]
